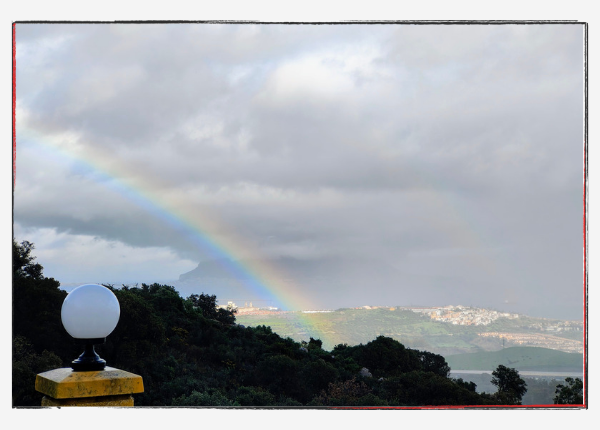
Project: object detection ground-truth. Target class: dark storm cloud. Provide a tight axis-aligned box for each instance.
[14,23,584,318]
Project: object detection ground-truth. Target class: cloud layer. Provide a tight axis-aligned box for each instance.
[14,23,584,318]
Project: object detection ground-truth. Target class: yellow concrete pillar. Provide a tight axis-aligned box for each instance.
[35,366,144,407]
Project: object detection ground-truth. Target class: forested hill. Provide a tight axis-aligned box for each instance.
[235,306,583,356]
[13,240,524,407]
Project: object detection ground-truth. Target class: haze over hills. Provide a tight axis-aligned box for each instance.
[446,347,583,373]
[176,256,404,309]
[174,258,583,320]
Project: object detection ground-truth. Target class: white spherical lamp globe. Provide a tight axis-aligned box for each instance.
[61,284,121,339]
[62,284,120,339]
[61,284,120,371]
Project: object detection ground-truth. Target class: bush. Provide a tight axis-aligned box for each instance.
[13,336,63,406]
[172,390,239,407]
[235,386,277,406]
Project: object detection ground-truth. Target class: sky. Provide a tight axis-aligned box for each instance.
[13,23,585,319]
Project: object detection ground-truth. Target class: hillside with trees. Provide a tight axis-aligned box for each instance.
[13,239,579,407]
[235,307,583,355]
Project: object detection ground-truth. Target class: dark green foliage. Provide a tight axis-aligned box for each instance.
[553,377,583,405]
[276,396,303,406]
[332,336,426,378]
[358,336,420,377]
[12,240,506,407]
[299,359,339,395]
[308,337,323,350]
[453,377,477,392]
[234,386,276,406]
[416,350,451,377]
[103,286,168,370]
[378,371,493,406]
[13,240,74,360]
[172,390,239,406]
[255,354,301,399]
[13,240,79,406]
[13,240,44,279]
[12,240,67,406]
[13,336,63,406]
[491,364,528,405]
[187,293,236,325]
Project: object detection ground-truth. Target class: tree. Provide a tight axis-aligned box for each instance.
[13,240,44,279]
[234,386,277,406]
[553,377,583,405]
[454,377,477,392]
[308,337,323,350]
[491,365,527,405]
[415,350,451,378]
[255,354,301,400]
[299,358,339,399]
[378,371,492,406]
[187,293,236,325]
[13,240,76,405]
[13,336,62,406]
[13,240,73,359]
[172,390,238,406]
[103,286,168,371]
[349,336,421,377]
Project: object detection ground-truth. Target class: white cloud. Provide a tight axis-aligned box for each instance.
[260,54,356,102]
[14,224,196,285]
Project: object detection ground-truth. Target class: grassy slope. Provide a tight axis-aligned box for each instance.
[445,346,583,372]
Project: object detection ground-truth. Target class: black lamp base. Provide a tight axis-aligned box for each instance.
[71,338,107,371]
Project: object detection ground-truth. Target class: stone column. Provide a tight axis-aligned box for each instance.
[35,366,144,407]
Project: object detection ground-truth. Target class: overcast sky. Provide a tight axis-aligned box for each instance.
[13,23,584,319]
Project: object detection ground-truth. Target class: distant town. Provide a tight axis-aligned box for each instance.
[402,305,583,354]
[225,301,583,330]
[389,305,517,325]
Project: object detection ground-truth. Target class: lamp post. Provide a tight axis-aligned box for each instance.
[35,284,144,407]
[61,284,120,371]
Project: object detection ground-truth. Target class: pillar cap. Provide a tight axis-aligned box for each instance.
[35,366,144,399]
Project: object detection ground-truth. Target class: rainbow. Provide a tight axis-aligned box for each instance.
[17,125,338,347]
[18,124,516,350]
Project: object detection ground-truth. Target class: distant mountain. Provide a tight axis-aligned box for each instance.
[179,256,402,283]
[176,256,405,309]
[446,347,583,373]
[175,257,583,320]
